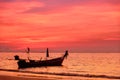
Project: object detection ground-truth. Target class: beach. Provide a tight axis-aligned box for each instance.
[0,74,47,80]
[0,70,67,80]
[0,70,82,80]
[0,71,52,80]
[1,69,120,80]
[0,71,102,80]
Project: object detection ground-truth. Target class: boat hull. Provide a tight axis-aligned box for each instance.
[17,51,68,68]
[18,57,64,68]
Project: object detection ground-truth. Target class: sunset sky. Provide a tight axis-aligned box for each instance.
[0,0,120,52]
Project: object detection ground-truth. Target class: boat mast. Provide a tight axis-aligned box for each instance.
[26,47,30,60]
[46,48,49,57]
[27,47,30,54]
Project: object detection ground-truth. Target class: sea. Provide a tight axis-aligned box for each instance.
[0,52,120,80]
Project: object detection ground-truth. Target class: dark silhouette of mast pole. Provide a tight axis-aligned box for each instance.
[46,48,49,57]
[26,47,30,60]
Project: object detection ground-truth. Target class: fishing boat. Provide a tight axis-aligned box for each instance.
[14,48,68,68]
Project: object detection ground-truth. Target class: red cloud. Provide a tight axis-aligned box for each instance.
[0,0,120,52]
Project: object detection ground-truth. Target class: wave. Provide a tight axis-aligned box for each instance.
[0,69,120,79]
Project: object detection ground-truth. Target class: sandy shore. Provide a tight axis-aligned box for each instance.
[0,71,61,80]
[0,75,51,80]
[0,70,119,80]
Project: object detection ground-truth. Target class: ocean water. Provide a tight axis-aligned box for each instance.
[0,52,120,80]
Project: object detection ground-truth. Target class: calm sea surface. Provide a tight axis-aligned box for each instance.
[0,52,120,80]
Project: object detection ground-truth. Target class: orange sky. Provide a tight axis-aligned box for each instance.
[0,0,120,52]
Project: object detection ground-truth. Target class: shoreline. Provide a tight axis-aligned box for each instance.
[0,70,62,80]
[0,75,50,80]
[0,69,120,80]
[0,70,73,80]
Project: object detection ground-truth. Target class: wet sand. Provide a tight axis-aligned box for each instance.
[0,70,120,80]
[0,71,59,80]
[0,75,51,80]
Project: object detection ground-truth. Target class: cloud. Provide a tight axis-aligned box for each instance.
[101,0,120,5]
[0,0,16,2]
[0,0,120,52]
[0,0,36,2]
[1,0,120,14]
[21,0,120,14]
[101,32,120,40]
[22,0,90,14]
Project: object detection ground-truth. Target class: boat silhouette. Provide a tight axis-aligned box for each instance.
[14,48,68,68]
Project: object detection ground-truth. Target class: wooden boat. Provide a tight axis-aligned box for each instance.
[15,48,68,68]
